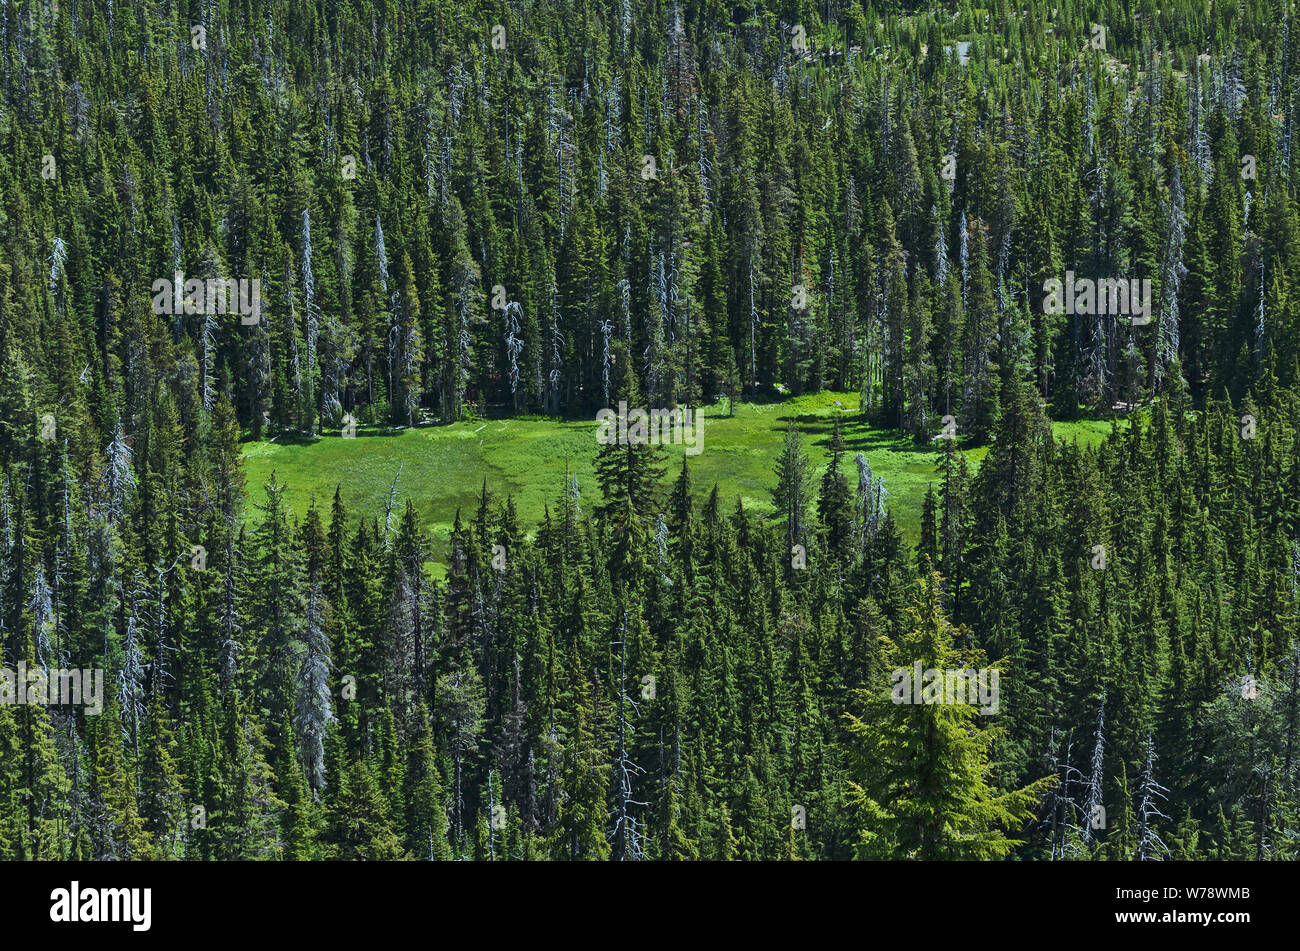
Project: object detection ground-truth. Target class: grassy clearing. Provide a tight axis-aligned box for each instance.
[242,392,1118,565]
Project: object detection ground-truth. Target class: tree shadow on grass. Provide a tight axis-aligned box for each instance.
[242,430,321,447]
[771,411,951,456]
[242,428,407,446]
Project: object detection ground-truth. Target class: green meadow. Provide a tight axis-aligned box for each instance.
[242,392,1120,567]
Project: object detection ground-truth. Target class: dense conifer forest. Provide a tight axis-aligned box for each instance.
[2,0,1300,861]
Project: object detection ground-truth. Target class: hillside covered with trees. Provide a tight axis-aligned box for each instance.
[2,0,1300,859]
